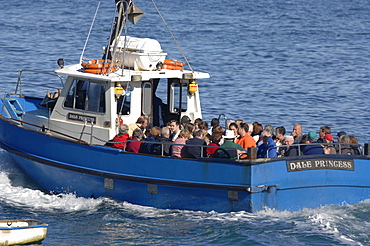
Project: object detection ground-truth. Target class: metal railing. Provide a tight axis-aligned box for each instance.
[15,69,64,96]
[266,142,363,158]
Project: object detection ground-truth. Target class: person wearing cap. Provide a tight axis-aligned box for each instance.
[337,131,347,142]
[303,131,324,155]
[322,134,336,154]
[214,130,244,159]
[180,115,191,129]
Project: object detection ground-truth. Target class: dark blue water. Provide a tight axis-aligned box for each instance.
[1,0,370,245]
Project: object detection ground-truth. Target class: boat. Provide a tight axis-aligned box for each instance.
[0,219,48,245]
[1,0,370,213]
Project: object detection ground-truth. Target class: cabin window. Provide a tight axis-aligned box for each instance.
[169,80,187,113]
[64,79,106,113]
[117,85,131,115]
[142,82,152,116]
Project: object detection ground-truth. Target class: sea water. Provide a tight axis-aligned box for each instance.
[1,0,370,245]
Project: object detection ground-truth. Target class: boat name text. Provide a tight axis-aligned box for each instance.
[286,159,354,172]
[67,113,96,124]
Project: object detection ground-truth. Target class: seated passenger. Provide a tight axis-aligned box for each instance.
[257,129,277,158]
[236,123,256,151]
[279,135,298,157]
[303,131,324,155]
[184,130,207,159]
[169,120,181,141]
[140,127,161,154]
[199,121,212,145]
[317,126,331,143]
[349,136,361,155]
[126,128,143,153]
[207,131,223,158]
[322,134,336,155]
[214,130,244,159]
[112,124,129,150]
[337,135,354,155]
[172,129,191,157]
[152,127,172,156]
[128,116,148,137]
[251,122,263,143]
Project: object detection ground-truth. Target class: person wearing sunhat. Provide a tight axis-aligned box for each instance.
[214,130,244,159]
[303,131,324,155]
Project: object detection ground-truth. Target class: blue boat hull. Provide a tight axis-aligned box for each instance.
[1,115,370,212]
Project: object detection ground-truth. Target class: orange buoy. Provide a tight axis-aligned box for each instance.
[162,64,183,70]
[81,60,117,69]
[83,67,118,74]
[163,60,186,67]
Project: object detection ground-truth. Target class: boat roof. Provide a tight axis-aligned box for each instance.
[55,64,210,82]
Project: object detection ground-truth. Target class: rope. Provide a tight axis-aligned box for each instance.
[151,0,194,72]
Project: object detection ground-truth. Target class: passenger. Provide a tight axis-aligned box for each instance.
[199,121,212,145]
[337,135,354,155]
[169,119,181,141]
[257,129,277,158]
[183,122,195,134]
[317,126,331,143]
[322,134,336,155]
[337,131,347,143]
[228,122,238,138]
[349,136,361,155]
[152,127,172,156]
[172,129,192,157]
[140,126,161,154]
[128,116,148,137]
[208,118,220,134]
[126,128,143,153]
[212,125,224,134]
[235,119,244,128]
[247,123,253,136]
[299,134,310,153]
[207,131,223,158]
[235,123,256,151]
[291,124,303,144]
[184,130,207,159]
[275,126,286,146]
[193,118,203,132]
[214,130,244,159]
[180,115,191,129]
[280,135,299,157]
[303,131,324,155]
[264,125,275,139]
[251,122,263,143]
[112,124,130,150]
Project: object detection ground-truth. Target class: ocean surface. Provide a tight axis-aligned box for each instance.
[1,0,370,245]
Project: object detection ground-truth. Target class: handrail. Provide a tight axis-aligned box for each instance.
[266,142,363,158]
[16,69,65,96]
[1,116,88,145]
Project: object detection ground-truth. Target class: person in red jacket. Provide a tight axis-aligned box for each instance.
[112,124,129,150]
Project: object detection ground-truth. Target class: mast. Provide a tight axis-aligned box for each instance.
[103,0,144,61]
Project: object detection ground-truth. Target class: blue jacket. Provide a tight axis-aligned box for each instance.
[257,137,277,158]
[303,142,324,155]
